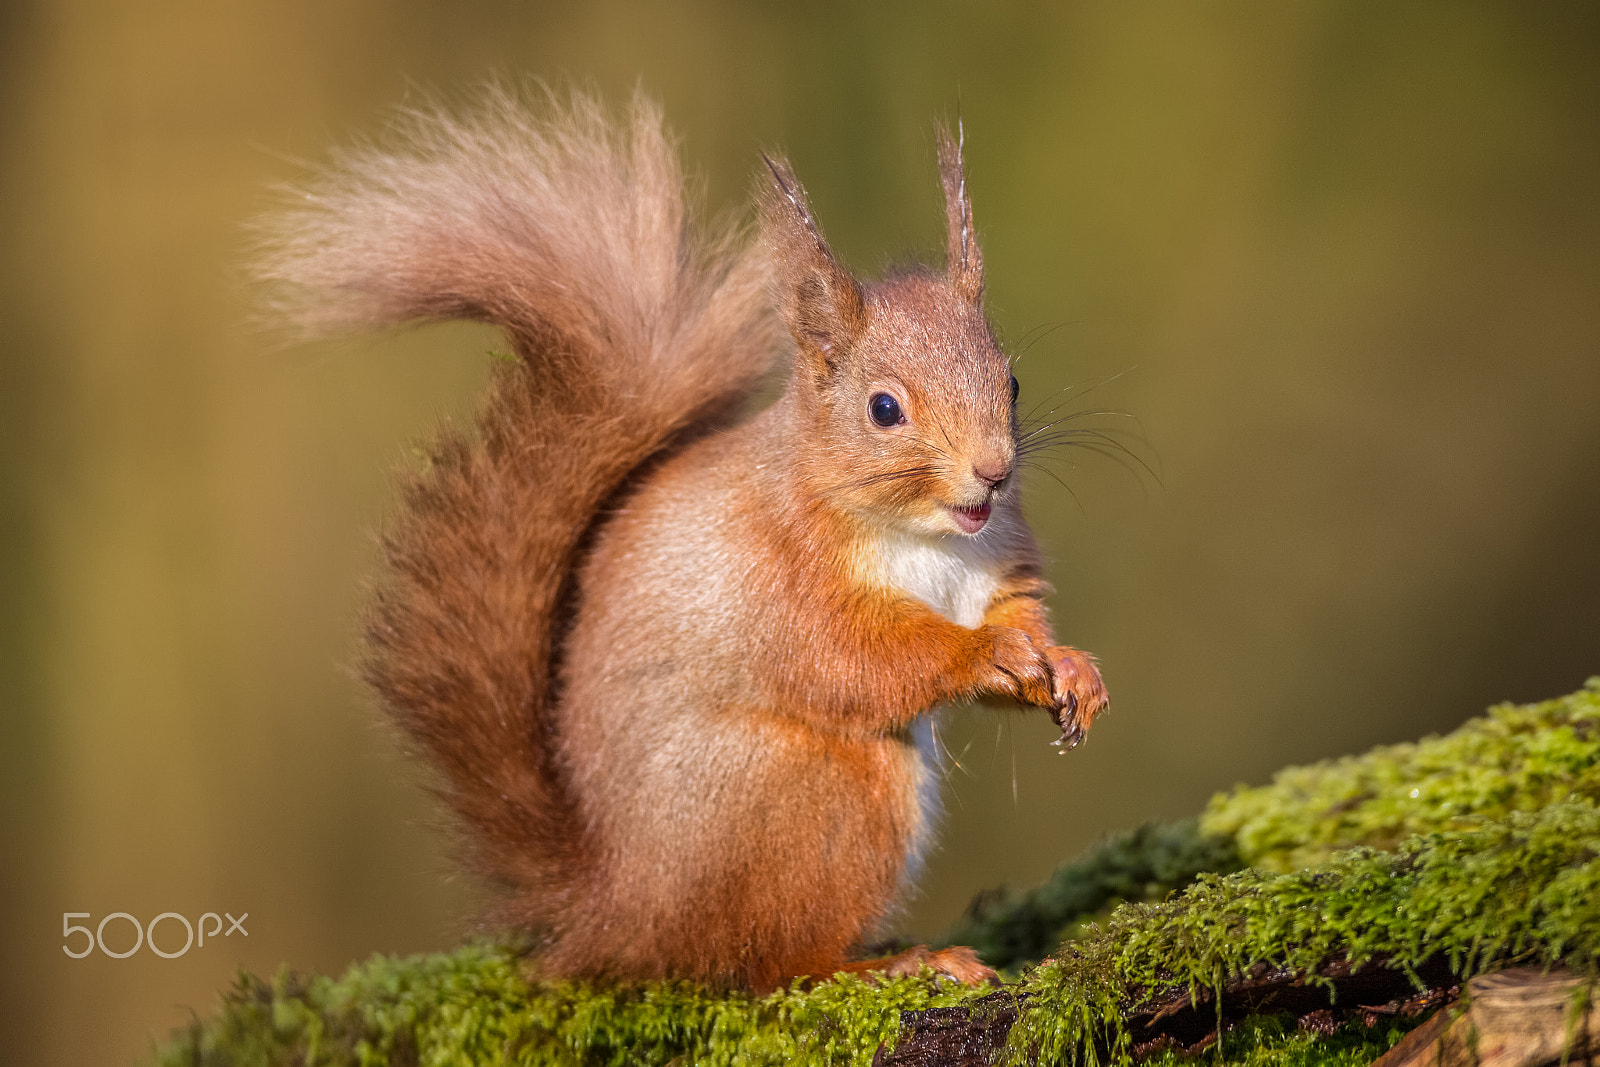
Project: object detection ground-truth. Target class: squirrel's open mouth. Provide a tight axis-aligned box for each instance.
[950,501,992,534]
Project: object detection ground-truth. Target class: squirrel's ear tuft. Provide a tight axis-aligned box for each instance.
[758,153,865,375]
[936,122,984,306]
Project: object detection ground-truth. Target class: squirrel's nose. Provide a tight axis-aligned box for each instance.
[973,461,1010,489]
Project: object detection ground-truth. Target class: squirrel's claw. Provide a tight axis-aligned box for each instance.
[1051,704,1112,753]
[1052,721,1085,752]
[1049,690,1077,728]
[1051,694,1085,752]
[1043,647,1107,752]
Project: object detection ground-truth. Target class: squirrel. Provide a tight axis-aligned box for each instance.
[255,87,1108,993]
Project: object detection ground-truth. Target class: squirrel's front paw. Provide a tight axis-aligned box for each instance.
[1044,646,1107,750]
[981,626,1056,708]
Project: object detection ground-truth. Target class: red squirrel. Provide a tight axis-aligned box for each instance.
[256,88,1107,992]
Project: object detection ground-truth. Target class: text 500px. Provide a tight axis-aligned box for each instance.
[62,911,248,958]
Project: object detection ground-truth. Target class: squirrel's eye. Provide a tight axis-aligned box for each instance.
[1009,374,1020,403]
[869,392,905,427]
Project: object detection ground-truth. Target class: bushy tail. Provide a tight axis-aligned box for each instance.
[254,87,777,920]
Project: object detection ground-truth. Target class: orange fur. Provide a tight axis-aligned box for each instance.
[254,88,1106,992]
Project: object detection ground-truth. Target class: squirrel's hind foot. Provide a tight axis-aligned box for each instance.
[838,944,1001,987]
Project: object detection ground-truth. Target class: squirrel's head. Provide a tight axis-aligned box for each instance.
[759,127,1017,538]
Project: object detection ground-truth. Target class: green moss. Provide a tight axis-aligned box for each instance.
[159,801,1600,1066]
[155,682,1600,1066]
[155,944,996,1067]
[1204,678,1600,871]
[1141,1015,1412,1067]
[950,678,1600,975]
[1015,798,1600,1066]
[945,816,1242,971]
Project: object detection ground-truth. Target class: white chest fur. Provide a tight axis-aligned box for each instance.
[855,523,1011,890]
[861,527,1005,628]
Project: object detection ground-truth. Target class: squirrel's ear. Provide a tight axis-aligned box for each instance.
[936,122,984,306]
[758,154,865,375]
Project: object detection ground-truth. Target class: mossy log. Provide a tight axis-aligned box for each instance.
[154,681,1600,1066]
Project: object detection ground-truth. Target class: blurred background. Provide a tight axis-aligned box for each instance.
[2,2,1598,1063]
